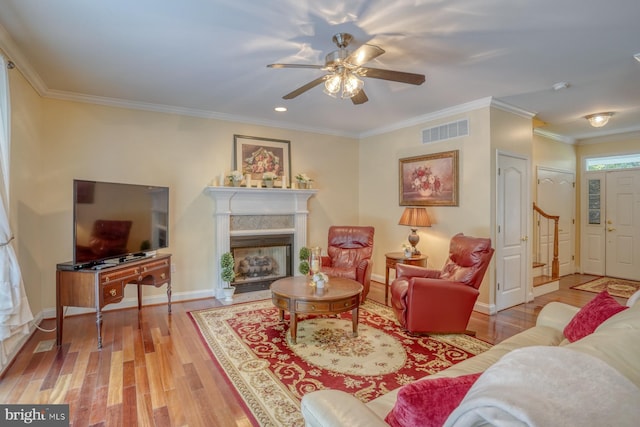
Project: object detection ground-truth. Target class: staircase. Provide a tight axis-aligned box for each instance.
[532,203,560,297]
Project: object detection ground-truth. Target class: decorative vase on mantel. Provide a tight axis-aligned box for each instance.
[298,181,308,189]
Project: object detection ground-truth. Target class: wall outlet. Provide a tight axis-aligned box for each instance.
[171,264,177,273]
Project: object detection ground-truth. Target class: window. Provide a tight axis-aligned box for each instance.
[586,154,640,171]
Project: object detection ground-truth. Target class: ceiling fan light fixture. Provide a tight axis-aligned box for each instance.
[323,74,342,96]
[341,73,364,99]
[585,112,613,128]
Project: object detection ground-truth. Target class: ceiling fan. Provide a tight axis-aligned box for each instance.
[267,33,426,105]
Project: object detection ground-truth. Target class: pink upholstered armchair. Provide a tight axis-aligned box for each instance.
[390,233,494,334]
[321,226,375,302]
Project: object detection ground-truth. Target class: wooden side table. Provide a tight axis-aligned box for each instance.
[384,252,427,305]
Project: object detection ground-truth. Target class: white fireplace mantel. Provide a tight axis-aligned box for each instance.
[205,186,317,298]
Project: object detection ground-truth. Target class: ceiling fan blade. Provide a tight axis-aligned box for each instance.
[267,63,325,70]
[351,90,368,105]
[359,67,425,85]
[345,44,385,67]
[282,76,328,99]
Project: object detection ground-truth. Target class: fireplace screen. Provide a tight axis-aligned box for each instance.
[230,234,292,292]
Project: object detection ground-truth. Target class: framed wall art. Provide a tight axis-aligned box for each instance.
[233,135,291,185]
[399,150,459,206]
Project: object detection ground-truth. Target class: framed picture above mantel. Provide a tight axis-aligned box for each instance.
[233,135,291,186]
[399,150,459,206]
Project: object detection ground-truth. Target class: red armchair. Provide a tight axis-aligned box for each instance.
[390,233,494,334]
[321,226,375,302]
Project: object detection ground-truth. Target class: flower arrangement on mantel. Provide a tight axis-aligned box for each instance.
[262,171,277,187]
[295,173,313,188]
[227,170,243,186]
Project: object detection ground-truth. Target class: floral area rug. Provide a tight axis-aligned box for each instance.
[189,299,491,426]
[572,276,640,299]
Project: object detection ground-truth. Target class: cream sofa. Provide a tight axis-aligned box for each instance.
[301,291,640,427]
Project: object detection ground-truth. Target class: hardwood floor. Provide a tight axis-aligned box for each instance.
[0,274,609,426]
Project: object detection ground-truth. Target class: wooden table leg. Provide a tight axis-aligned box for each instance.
[56,273,63,346]
[166,282,172,313]
[96,310,103,349]
[385,264,391,305]
[352,306,359,337]
[290,312,297,344]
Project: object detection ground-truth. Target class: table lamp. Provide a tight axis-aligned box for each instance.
[398,207,431,255]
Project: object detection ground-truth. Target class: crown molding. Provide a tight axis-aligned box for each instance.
[490,98,536,119]
[534,128,576,145]
[360,97,496,138]
[576,128,640,145]
[45,89,359,138]
[0,25,47,96]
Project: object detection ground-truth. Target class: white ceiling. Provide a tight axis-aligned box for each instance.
[1,0,640,142]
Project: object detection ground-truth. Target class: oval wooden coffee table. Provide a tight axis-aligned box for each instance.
[270,276,363,344]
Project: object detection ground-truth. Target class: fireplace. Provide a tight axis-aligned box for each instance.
[230,234,293,293]
[205,186,317,299]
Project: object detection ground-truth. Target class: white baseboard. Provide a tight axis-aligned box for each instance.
[533,280,560,298]
[473,301,495,315]
[371,273,385,284]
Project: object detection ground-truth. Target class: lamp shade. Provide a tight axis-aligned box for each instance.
[398,207,431,228]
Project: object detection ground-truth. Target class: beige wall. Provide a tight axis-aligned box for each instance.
[11,71,360,315]
[10,68,44,316]
[359,105,501,307]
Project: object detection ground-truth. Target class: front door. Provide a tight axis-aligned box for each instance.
[496,153,529,311]
[605,169,640,280]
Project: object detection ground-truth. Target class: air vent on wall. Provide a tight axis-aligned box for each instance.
[422,119,469,144]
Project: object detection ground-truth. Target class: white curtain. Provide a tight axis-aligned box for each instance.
[0,55,33,351]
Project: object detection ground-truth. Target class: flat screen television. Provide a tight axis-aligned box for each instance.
[72,179,169,267]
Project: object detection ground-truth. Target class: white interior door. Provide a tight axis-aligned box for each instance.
[605,169,640,280]
[496,153,529,311]
[537,168,575,276]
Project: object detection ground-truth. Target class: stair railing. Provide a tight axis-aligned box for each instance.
[532,202,559,279]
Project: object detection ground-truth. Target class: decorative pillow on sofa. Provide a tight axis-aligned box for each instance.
[385,373,481,427]
[563,290,628,342]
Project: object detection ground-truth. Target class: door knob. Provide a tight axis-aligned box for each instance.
[521,236,528,241]
[608,227,616,232]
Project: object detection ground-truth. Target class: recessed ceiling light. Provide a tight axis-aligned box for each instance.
[274,107,287,112]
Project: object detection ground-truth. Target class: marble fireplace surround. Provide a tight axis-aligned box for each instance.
[205,186,317,299]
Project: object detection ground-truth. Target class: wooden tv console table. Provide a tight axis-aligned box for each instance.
[56,253,172,349]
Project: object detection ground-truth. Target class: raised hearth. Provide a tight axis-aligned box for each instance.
[205,186,317,299]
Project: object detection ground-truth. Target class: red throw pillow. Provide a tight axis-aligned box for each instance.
[563,290,628,342]
[385,373,481,427]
